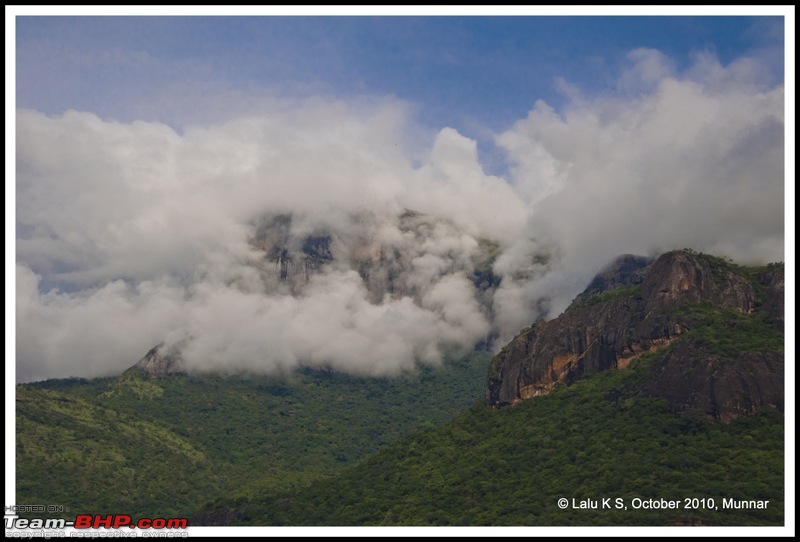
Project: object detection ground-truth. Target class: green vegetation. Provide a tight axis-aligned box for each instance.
[212,353,783,526]
[17,386,214,517]
[676,303,784,358]
[684,248,737,276]
[568,284,642,310]
[16,352,490,520]
[589,284,642,305]
[672,253,783,358]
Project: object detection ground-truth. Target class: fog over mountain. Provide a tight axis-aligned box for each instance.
[15,48,785,382]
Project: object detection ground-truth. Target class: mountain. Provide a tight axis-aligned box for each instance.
[199,370,783,526]
[126,343,185,377]
[100,208,530,381]
[250,209,504,306]
[15,352,490,521]
[194,249,784,526]
[16,249,785,526]
[486,250,784,420]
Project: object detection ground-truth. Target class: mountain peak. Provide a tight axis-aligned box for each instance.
[126,343,185,377]
[486,249,784,420]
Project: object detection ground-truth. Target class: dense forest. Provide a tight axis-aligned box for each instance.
[196,350,784,526]
[17,352,490,519]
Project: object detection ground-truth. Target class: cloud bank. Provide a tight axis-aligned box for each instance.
[15,49,785,381]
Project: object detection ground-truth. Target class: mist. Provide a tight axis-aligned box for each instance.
[15,48,785,382]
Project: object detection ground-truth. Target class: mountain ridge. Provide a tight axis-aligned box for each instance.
[16,248,785,526]
[485,249,784,421]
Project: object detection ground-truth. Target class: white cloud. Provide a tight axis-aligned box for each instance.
[497,49,784,316]
[15,48,785,381]
[618,48,677,93]
[16,263,187,382]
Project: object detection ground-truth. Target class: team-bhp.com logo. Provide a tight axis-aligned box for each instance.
[6,512,188,537]
[73,516,187,530]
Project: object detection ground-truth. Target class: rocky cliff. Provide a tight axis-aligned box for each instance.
[250,210,504,305]
[486,250,784,420]
[126,343,185,377]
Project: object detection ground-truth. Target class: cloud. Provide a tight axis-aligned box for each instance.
[496,49,784,316]
[15,48,785,381]
[16,264,187,382]
[617,48,677,93]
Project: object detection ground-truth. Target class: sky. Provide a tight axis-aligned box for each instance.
[13,14,787,167]
[8,8,794,385]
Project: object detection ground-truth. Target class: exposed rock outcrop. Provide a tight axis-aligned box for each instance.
[250,210,504,305]
[642,342,784,421]
[568,254,653,308]
[126,343,185,377]
[486,250,784,420]
[758,263,785,330]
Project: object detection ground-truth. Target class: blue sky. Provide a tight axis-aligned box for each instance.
[15,14,785,137]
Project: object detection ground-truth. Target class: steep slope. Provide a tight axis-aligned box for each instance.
[126,343,185,377]
[197,353,783,526]
[16,385,214,518]
[249,209,505,305]
[16,352,490,521]
[486,250,784,420]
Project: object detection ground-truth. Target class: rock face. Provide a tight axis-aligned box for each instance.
[758,263,785,330]
[567,254,653,308]
[642,344,784,422]
[127,344,185,377]
[486,250,784,420]
[250,210,504,305]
